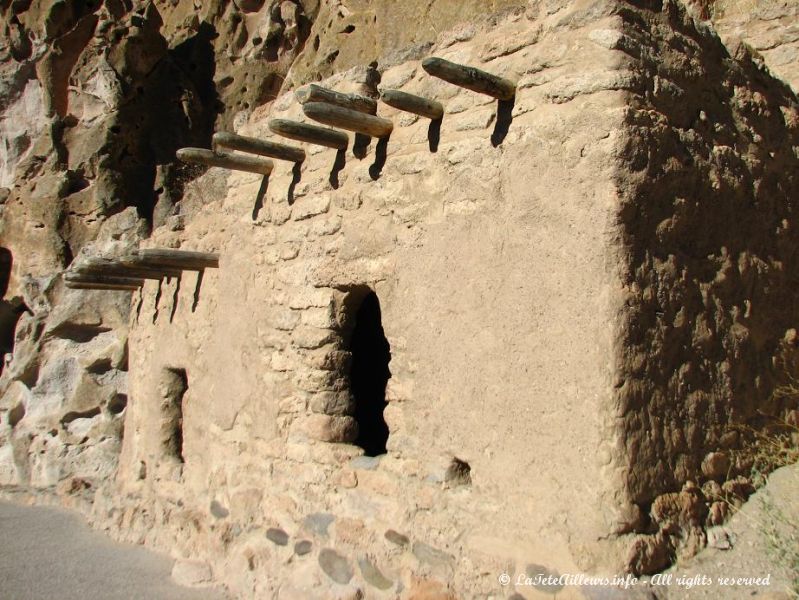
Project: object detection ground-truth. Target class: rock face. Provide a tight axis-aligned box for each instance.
[692,0,799,92]
[0,0,798,598]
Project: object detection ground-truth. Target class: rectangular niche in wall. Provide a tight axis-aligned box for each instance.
[158,367,188,464]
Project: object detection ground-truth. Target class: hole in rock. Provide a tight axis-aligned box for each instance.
[108,394,128,415]
[65,173,89,195]
[348,291,391,456]
[445,458,472,486]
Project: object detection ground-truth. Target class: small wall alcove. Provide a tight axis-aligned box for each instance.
[158,367,188,465]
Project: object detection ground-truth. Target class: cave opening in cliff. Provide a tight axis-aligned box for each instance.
[160,368,188,464]
[347,291,391,456]
[0,248,28,375]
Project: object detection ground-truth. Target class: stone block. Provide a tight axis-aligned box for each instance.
[309,391,354,416]
[318,548,353,584]
[171,559,213,587]
[292,326,335,349]
[292,195,331,221]
[303,414,358,443]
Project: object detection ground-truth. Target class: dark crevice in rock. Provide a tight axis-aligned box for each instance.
[0,249,29,375]
[86,357,113,375]
[46,323,111,343]
[8,402,25,428]
[60,407,101,426]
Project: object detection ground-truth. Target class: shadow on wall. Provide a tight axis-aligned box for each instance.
[114,20,222,229]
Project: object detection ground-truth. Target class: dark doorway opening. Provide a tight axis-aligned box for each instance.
[348,292,391,456]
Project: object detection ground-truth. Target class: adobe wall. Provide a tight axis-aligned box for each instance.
[106,2,634,597]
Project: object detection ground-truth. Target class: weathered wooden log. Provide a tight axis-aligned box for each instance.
[65,273,144,287]
[176,148,273,175]
[212,132,306,163]
[74,261,182,280]
[268,119,349,150]
[295,84,378,115]
[302,102,393,138]
[134,249,219,271]
[379,89,444,120]
[65,282,141,291]
[421,57,516,100]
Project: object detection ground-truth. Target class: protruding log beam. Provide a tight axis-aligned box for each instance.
[65,273,144,287]
[134,249,219,271]
[302,102,393,138]
[74,261,182,280]
[65,282,141,291]
[421,57,516,100]
[295,84,378,115]
[176,148,273,175]
[213,132,306,163]
[379,89,444,120]
[269,119,349,150]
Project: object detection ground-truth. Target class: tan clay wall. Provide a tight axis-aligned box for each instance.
[108,3,636,597]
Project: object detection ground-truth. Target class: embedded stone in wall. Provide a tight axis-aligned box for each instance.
[294,540,313,556]
[171,559,214,588]
[266,527,289,546]
[411,542,454,569]
[357,556,393,590]
[303,512,335,538]
[384,529,409,547]
[318,548,353,584]
[309,390,354,416]
[303,413,358,443]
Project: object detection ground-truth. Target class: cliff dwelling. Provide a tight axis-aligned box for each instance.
[1,0,799,598]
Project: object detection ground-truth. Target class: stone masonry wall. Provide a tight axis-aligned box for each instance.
[100,2,638,598]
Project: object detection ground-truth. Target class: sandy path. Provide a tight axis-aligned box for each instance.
[0,500,228,600]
